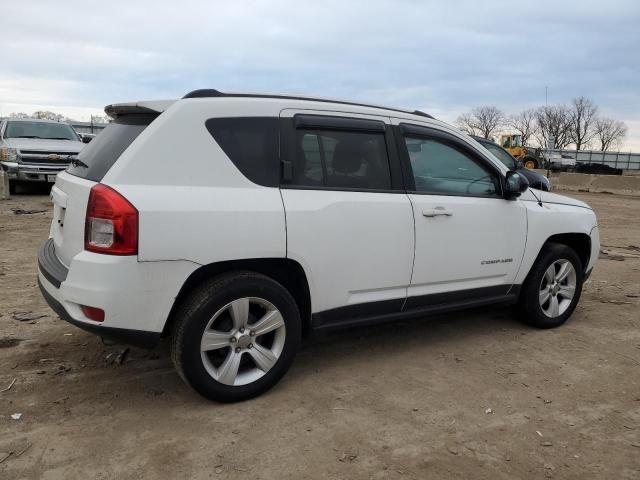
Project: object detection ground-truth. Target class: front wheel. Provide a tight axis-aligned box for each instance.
[9,180,21,195]
[523,158,538,170]
[517,243,584,329]
[171,272,301,402]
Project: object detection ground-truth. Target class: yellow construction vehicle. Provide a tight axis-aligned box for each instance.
[498,134,542,169]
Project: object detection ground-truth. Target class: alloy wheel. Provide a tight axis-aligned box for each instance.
[200,297,286,386]
[538,259,577,318]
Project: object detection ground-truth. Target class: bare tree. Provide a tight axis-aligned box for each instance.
[455,112,480,136]
[594,117,627,151]
[32,110,65,122]
[455,106,504,139]
[9,112,30,119]
[534,105,572,149]
[568,96,598,150]
[507,109,537,145]
[90,114,111,124]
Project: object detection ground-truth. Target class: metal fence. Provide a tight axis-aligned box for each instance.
[545,148,640,170]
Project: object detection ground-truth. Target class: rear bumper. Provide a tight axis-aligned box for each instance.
[38,278,160,348]
[37,239,199,348]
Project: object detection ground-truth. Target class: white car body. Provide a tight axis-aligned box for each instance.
[546,152,577,169]
[37,91,599,377]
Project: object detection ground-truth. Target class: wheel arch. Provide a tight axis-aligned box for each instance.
[162,258,312,338]
[544,233,591,271]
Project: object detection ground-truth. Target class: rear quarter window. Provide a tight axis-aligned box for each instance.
[67,114,156,182]
[205,117,279,187]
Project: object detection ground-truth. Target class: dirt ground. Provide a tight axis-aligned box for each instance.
[1,188,639,480]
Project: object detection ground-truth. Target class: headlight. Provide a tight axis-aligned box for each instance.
[0,147,18,162]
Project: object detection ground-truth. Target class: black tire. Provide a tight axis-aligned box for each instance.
[171,271,301,402]
[523,157,538,170]
[9,181,20,195]
[517,243,584,329]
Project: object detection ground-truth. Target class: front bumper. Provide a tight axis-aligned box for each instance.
[1,161,67,183]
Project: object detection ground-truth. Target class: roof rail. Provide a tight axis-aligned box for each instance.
[182,89,434,119]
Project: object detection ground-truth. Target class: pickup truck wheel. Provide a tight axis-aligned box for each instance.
[523,158,537,169]
[9,181,21,195]
[517,243,584,329]
[171,272,301,402]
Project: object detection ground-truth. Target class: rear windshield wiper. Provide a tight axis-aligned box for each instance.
[69,157,89,168]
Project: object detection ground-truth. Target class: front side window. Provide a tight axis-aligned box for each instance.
[405,137,499,197]
[292,129,391,190]
[5,121,79,141]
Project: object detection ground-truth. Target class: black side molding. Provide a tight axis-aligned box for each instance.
[312,285,521,332]
[38,238,68,289]
[38,279,161,349]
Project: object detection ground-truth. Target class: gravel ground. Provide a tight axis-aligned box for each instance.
[1,189,639,479]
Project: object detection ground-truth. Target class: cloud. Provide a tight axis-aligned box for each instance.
[1,0,639,148]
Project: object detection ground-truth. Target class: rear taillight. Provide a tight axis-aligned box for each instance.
[85,184,138,255]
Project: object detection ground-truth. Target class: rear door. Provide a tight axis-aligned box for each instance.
[279,110,414,323]
[50,114,157,267]
[392,120,527,304]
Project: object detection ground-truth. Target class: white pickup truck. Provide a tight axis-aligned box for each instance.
[0,118,84,193]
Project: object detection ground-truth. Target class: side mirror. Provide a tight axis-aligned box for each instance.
[504,170,529,199]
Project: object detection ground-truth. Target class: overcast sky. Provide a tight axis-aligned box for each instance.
[2,0,639,149]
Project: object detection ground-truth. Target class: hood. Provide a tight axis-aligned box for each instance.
[4,137,84,153]
[520,189,591,210]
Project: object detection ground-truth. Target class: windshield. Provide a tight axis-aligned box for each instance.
[4,121,79,141]
[481,141,517,170]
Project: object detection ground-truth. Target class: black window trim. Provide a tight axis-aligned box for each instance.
[279,114,406,193]
[395,123,506,199]
[294,114,386,133]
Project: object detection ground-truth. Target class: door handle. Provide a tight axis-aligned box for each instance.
[422,207,453,218]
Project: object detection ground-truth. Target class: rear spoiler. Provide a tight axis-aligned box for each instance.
[104,100,175,117]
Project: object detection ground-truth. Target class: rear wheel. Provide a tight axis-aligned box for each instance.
[517,243,583,329]
[523,158,538,169]
[171,272,301,402]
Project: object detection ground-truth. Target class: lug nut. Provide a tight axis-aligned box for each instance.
[235,347,241,353]
[230,337,237,343]
[239,327,245,333]
[249,330,255,337]
[248,344,253,349]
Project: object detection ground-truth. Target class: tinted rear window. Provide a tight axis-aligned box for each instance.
[205,117,279,187]
[67,114,156,181]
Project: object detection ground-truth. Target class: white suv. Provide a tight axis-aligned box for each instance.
[38,90,599,402]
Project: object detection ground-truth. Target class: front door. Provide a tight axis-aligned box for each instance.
[393,121,527,304]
